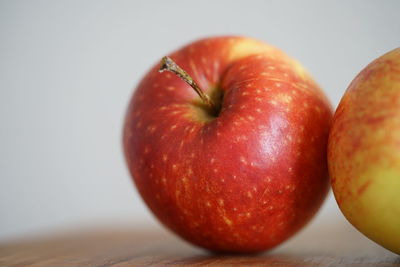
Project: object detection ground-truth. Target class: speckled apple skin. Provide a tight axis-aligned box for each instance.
[123,36,332,253]
[329,48,400,255]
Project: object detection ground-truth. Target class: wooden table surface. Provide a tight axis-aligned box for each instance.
[1,221,399,267]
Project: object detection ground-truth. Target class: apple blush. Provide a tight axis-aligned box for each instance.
[123,36,332,253]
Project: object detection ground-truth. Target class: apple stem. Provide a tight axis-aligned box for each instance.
[159,56,217,114]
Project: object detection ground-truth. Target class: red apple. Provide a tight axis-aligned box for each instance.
[123,36,332,253]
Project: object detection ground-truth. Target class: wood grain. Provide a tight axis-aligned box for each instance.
[0,221,399,267]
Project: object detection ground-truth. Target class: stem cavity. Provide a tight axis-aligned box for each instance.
[159,56,217,115]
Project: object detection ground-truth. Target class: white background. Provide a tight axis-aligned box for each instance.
[0,0,399,242]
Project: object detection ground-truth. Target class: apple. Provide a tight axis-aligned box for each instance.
[123,36,332,253]
[328,48,400,254]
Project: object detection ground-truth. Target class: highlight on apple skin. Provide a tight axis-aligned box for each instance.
[328,47,400,255]
[123,36,333,253]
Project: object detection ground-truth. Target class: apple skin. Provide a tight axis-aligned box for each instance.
[328,48,400,255]
[123,36,332,253]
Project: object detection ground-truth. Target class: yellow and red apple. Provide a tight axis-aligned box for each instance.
[329,48,400,254]
[123,36,332,252]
